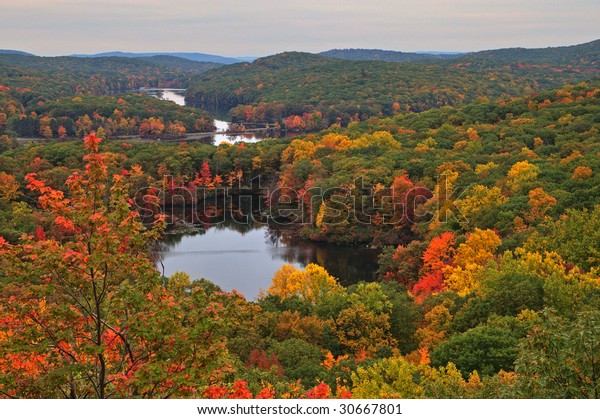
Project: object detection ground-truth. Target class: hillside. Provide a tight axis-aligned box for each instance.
[71,51,242,64]
[0,55,216,139]
[186,40,600,126]
[0,54,193,95]
[0,49,35,56]
[0,79,598,398]
[139,55,224,72]
[459,38,600,65]
[0,54,187,78]
[320,48,461,62]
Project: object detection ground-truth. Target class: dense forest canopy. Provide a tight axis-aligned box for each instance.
[0,40,599,399]
[0,54,216,140]
[319,48,462,62]
[187,40,600,126]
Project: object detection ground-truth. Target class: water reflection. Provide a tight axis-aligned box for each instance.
[158,207,379,300]
[142,88,187,106]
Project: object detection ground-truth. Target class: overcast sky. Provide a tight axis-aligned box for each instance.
[2,0,599,57]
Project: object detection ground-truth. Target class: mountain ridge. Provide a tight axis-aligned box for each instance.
[69,51,242,65]
[0,49,35,56]
[319,48,463,62]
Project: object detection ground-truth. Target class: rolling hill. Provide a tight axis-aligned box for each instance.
[70,51,242,65]
[186,40,600,125]
[320,48,462,62]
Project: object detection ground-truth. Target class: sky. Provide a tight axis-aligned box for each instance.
[2,0,599,57]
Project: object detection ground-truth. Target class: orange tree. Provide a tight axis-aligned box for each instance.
[0,134,234,398]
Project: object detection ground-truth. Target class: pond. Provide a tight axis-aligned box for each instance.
[158,221,380,301]
[148,88,380,300]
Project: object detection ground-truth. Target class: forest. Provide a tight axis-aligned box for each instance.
[0,41,599,399]
[187,39,600,127]
[0,53,216,139]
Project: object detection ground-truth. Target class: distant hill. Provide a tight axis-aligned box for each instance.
[0,54,198,99]
[71,51,241,65]
[458,39,600,65]
[138,55,223,72]
[187,40,600,124]
[235,56,259,62]
[0,49,35,56]
[0,54,183,77]
[320,48,462,62]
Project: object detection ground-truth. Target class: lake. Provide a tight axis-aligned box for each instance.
[148,88,380,300]
[158,221,380,301]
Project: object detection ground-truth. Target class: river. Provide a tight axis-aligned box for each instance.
[148,88,380,300]
[143,88,268,145]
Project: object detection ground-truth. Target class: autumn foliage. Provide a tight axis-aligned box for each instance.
[0,64,599,400]
[0,134,235,398]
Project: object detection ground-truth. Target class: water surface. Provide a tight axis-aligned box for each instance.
[158,222,380,300]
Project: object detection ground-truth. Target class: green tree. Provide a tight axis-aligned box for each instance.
[516,309,600,398]
[430,325,518,378]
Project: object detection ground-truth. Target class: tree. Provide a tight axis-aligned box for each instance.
[266,264,342,304]
[351,356,424,398]
[139,117,164,138]
[334,304,394,357]
[0,172,20,203]
[57,125,67,139]
[76,114,93,137]
[0,134,233,398]
[516,309,600,398]
[415,303,453,350]
[413,232,456,298]
[378,241,426,287]
[273,310,325,344]
[379,282,420,354]
[426,170,463,228]
[430,326,518,378]
[444,229,501,296]
[334,283,396,357]
[272,338,325,383]
[284,115,306,132]
[526,206,600,272]
[165,121,186,139]
[389,173,414,225]
[456,185,507,229]
[194,161,214,189]
[526,187,556,223]
[506,161,539,192]
[572,165,592,180]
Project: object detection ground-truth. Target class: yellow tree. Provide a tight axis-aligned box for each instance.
[281,139,317,164]
[415,303,453,349]
[456,185,507,229]
[0,172,21,203]
[506,161,539,192]
[351,357,423,398]
[266,264,341,304]
[318,133,352,150]
[444,229,501,295]
[526,187,557,223]
[426,169,465,229]
[573,166,592,180]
